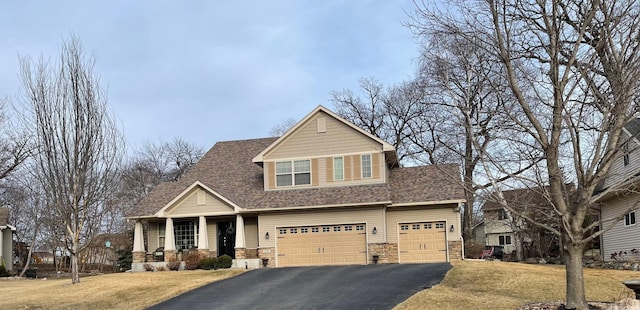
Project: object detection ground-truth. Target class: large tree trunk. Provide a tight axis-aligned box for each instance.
[71,241,80,284]
[564,238,587,309]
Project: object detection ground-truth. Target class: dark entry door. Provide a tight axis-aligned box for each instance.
[217,221,236,258]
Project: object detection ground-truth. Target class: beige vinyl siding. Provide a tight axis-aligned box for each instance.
[603,133,640,189]
[259,207,385,248]
[264,111,383,160]
[149,222,159,252]
[386,205,460,244]
[245,217,259,249]
[207,220,217,252]
[166,188,235,216]
[602,195,640,261]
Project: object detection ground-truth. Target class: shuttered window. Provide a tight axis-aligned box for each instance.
[333,157,344,181]
[362,154,372,179]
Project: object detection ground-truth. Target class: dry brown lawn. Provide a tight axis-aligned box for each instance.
[395,260,638,310]
[0,269,244,309]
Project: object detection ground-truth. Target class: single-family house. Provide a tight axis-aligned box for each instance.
[479,188,561,259]
[0,208,15,272]
[597,118,640,261]
[128,106,466,270]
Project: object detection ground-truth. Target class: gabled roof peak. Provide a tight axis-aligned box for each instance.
[252,105,395,163]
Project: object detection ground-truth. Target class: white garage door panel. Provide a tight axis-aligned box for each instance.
[399,222,447,263]
[277,224,367,267]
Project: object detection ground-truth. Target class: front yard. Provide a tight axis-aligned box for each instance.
[0,269,244,309]
[1,261,638,309]
[395,260,638,310]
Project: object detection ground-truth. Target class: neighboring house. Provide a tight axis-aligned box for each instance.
[0,208,15,272]
[128,106,466,270]
[472,221,486,246]
[480,188,561,259]
[598,118,640,261]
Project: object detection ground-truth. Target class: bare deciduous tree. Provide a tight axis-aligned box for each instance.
[19,36,124,284]
[0,99,29,181]
[411,0,640,308]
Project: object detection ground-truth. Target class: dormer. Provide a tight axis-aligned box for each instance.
[252,106,398,191]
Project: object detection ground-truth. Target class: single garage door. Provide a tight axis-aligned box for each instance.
[399,222,447,263]
[277,224,367,267]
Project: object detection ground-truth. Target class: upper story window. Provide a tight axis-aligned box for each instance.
[333,157,344,181]
[361,154,372,179]
[625,211,636,226]
[276,160,311,187]
[623,142,630,166]
[498,209,509,220]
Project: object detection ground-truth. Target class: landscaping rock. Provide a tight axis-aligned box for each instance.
[518,299,639,310]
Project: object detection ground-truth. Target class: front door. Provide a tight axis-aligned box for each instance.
[217,221,236,258]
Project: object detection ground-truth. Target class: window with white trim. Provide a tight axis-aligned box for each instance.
[158,223,166,248]
[312,227,319,233]
[175,221,197,250]
[400,224,409,231]
[276,160,311,187]
[356,225,364,231]
[361,154,372,179]
[322,227,331,232]
[625,211,636,226]
[499,235,512,245]
[435,223,445,229]
[623,142,631,166]
[333,157,344,181]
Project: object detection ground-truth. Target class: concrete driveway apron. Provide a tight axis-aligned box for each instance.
[148,263,451,310]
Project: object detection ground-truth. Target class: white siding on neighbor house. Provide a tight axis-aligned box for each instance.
[245,217,259,249]
[165,188,235,217]
[603,132,640,189]
[264,111,384,160]
[485,233,516,254]
[386,205,461,244]
[601,194,640,261]
[258,207,386,248]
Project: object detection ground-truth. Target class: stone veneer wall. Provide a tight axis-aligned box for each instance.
[132,251,145,263]
[258,247,276,267]
[245,248,258,259]
[164,250,177,262]
[235,248,247,259]
[367,243,399,264]
[448,241,463,260]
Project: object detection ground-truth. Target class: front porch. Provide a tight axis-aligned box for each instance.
[131,213,263,270]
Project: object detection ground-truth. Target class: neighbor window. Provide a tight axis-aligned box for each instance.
[276,160,311,186]
[498,209,509,220]
[623,142,631,166]
[625,211,636,226]
[361,154,372,178]
[333,157,344,181]
[499,235,512,245]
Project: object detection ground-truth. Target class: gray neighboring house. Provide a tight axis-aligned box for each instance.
[597,117,640,261]
[0,208,15,272]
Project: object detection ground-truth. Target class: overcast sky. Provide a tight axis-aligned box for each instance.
[0,1,421,152]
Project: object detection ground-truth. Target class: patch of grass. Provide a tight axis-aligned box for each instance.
[395,260,637,310]
[0,269,244,309]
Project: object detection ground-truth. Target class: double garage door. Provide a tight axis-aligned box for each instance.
[277,224,367,267]
[399,221,447,263]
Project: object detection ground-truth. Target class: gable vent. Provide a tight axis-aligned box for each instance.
[317,117,326,133]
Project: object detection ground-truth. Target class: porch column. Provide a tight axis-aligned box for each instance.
[132,220,145,263]
[164,218,176,261]
[235,214,246,259]
[198,216,209,256]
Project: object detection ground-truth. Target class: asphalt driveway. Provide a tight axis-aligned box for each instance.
[148,263,451,310]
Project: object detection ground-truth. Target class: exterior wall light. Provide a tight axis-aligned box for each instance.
[450,225,455,232]
[265,232,270,239]
[372,226,377,234]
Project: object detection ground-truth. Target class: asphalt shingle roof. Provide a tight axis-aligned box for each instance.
[129,138,465,217]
